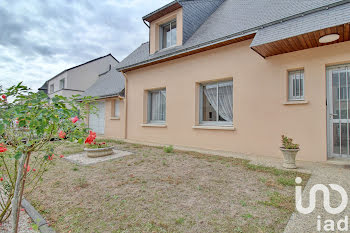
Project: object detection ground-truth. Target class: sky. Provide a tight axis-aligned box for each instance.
[0,0,171,91]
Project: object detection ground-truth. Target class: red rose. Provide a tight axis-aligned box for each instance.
[60,155,64,158]
[84,131,97,144]
[71,116,79,123]
[59,131,66,139]
[32,168,36,172]
[1,95,6,99]
[0,144,7,153]
[0,177,3,181]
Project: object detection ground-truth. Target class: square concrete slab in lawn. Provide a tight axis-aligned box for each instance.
[65,149,132,165]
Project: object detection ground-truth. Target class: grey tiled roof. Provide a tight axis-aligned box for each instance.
[82,67,125,98]
[251,2,350,46]
[181,0,225,44]
[118,0,347,70]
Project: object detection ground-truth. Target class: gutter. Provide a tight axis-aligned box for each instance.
[121,72,128,140]
[143,19,150,28]
[118,0,350,71]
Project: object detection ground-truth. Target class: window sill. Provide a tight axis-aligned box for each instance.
[141,124,167,128]
[192,125,235,131]
[283,100,309,105]
[110,117,120,120]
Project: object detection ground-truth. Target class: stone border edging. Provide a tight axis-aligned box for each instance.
[21,198,56,233]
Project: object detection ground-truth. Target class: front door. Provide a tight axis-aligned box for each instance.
[327,64,350,159]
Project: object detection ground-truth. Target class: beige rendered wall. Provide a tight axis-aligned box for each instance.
[91,98,125,139]
[124,39,350,162]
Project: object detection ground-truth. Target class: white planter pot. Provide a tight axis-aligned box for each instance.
[280,148,299,169]
[84,146,114,158]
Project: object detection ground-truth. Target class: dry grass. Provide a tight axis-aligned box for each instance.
[26,141,310,233]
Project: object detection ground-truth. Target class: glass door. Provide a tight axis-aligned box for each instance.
[327,65,350,158]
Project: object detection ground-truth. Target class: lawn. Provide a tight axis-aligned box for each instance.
[26,140,310,233]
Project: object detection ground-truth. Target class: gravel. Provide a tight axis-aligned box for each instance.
[1,208,37,233]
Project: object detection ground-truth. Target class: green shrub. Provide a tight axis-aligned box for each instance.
[163,145,174,153]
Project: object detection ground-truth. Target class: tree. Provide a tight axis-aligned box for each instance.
[0,83,93,232]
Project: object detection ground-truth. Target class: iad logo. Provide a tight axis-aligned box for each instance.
[295,177,349,232]
[295,177,348,215]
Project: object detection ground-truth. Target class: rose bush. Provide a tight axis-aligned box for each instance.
[0,83,94,231]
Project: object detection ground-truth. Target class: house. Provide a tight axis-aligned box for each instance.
[38,81,48,94]
[115,0,350,162]
[44,54,118,99]
[81,66,125,137]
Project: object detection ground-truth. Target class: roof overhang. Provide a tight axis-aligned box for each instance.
[251,23,350,58]
[250,3,350,57]
[143,1,182,23]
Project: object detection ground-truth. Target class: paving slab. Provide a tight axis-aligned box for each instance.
[65,149,132,165]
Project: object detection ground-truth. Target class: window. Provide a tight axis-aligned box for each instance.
[148,89,166,123]
[200,80,233,125]
[113,99,120,118]
[59,79,65,90]
[50,84,54,93]
[160,20,176,49]
[288,70,304,101]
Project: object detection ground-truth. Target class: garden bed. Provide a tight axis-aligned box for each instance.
[26,140,310,232]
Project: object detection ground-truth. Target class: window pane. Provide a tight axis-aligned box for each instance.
[300,73,304,97]
[332,70,340,119]
[218,81,233,122]
[59,79,65,89]
[162,24,171,49]
[171,21,176,46]
[340,69,347,119]
[114,100,120,118]
[160,90,166,120]
[150,90,166,122]
[288,70,304,100]
[202,83,218,122]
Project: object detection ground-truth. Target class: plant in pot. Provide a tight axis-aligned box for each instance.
[84,131,114,158]
[280,135,300,169]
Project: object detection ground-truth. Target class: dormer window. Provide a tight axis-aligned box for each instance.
[160,20,177,49]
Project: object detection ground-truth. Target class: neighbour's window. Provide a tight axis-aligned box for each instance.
[160,20,176,49]
[200,80,233,125]
[59,79,65,90]
[148,89,166,123]
[114,99,120,118]
[288,70,304,101]
[50,84,54,93]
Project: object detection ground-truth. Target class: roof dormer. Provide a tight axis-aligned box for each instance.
[143,0,225,55]
[143,1,183,54]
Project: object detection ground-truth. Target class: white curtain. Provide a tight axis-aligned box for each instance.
[151,90,166,121]
[203,82,233,122]
[203,84,218,113]
[218,82,233,122]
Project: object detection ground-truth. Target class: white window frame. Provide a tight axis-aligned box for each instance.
[59,79,65,90]
[199,80,233,126]
[148,89,166,124]
[50,84,54,93]
[288,70,304,101]
[159,19,177,50]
